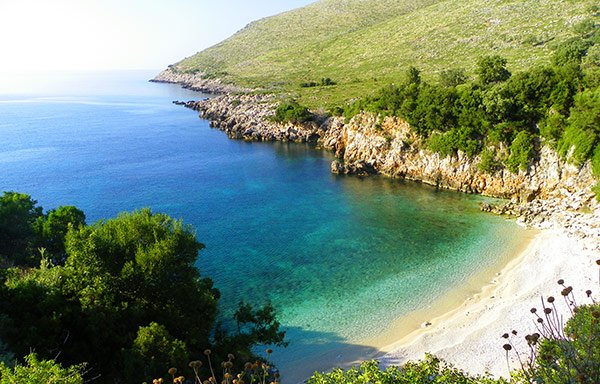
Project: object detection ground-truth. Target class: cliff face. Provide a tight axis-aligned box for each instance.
[322,113,594,202]
[183,95,599,246]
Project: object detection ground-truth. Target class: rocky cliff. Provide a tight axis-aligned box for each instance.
[182,95,599,249]
[151,68,248,94]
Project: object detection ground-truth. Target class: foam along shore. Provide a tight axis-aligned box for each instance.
[378,227,599,378]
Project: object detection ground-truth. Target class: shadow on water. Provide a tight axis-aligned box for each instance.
[267,326,381,384]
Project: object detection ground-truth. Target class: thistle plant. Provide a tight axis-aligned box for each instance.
[502,260,600,383]
[154,349,279,384]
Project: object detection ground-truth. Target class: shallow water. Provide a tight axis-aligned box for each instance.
[0,70,528,378]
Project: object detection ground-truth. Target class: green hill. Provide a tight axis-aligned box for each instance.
[170,0,598,107]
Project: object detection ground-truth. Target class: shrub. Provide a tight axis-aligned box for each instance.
[124,322,189,383]
[0,353,84,384]
[477,55,511,85]
[272,101,312,123]
[557,125,597,166]
[553,37,591,66]
[478,147,503,173]
[438,68,468,87]
[300,78,336,88]
[505,131,534,173]
[307,354,501,384]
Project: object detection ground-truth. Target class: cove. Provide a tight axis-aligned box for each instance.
[0,71,530,380]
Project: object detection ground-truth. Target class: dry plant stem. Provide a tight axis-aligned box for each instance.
[206,352,216,382]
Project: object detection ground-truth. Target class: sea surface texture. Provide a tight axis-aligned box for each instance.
[0,71,528,374]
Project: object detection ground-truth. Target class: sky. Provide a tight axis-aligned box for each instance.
[0,0,316,73]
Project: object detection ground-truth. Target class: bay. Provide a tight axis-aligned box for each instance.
[0,70,528,379]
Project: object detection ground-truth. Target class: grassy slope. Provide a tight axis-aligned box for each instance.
[174,0,597,108]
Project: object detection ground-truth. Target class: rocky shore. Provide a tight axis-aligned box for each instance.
[178,94,599,250]
[151,68,248,94]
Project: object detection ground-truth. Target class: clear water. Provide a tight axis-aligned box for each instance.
[0,71,528,378]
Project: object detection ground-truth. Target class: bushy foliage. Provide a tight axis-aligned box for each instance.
[124,322,189,382]
[477,147,502,174]
[0,353,84,384]
[0,200,286,383]
[438,68,468,88]
[505,131,535,172]
[300,78,337,88]
[477,55,511,85]
[273,101,312,123]
[0,192,86,267]
[0,192,43,266]
[338,23,600,183]
[553,37,591,67]
[307,355,502,384]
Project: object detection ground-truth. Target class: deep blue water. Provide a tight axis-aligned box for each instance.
[0,71,528,379]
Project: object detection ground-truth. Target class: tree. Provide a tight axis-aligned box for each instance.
[0,192,43,267]
[477,55,511,85]
[557,87,600,165]
[0,353,84,384]
[34,206,86,264]
[123,322,188,383]
[307,355,499,384]
[439,68,468,87]
[273,101,312,123]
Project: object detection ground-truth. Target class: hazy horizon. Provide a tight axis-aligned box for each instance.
[0,0,315,73]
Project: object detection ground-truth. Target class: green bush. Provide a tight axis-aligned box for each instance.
[477,55,511,85]
[0,353,84,384]
[438,68,468,87]
[505,131,535,173]
[553,37,591,66]
[0,203,286,383]
[273,101,312,123]
[504,281,600,383]
[557,125,597,166]
[307,354,502,384]
[478,147,502,173]
[124,322,189,382]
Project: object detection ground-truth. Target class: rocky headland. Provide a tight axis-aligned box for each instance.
[178,94,599,251]
[151,68,249,94]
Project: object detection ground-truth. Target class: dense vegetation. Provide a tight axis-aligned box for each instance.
[0,193,285,383]
[332,20,600,190]
[171,0,598,107]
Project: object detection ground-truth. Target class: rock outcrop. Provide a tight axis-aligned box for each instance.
[184,95,327,143]
[151,68,248,94]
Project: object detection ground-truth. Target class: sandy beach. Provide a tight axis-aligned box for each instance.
[378,227,599,378]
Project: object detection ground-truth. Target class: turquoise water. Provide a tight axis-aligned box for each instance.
[0,71,527,378]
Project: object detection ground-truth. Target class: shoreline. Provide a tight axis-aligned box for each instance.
[378,227,599,377]
[279,224,539,384]
[368,226,539,352]
[282,226,597,383]
[160,81,599,380]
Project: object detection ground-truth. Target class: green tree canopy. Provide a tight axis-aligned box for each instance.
[477,55,511,85]
[0,192,43,267]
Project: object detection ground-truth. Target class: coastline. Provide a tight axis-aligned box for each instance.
[279,225,539,384]
[157,78,599,380]
[378,227,599,377]
[282,225,597,383]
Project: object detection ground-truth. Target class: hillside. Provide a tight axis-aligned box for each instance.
[166,0,598,107]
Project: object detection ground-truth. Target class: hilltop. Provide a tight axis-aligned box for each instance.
[161,0,598,107]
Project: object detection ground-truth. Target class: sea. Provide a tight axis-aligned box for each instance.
[0,70,529,380]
